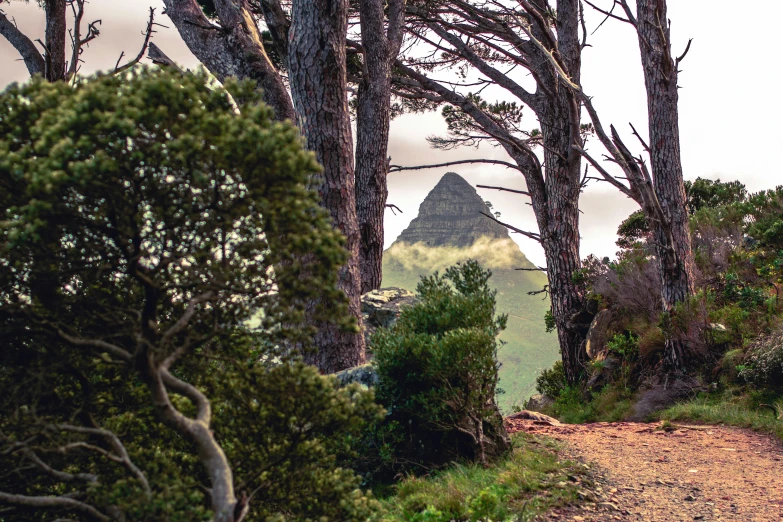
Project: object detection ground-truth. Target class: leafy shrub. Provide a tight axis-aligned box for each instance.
[535,360,566,399]
[607,333,640,358]
[371,260,511,469]
[739,325,783,391]
[743,187,783,249]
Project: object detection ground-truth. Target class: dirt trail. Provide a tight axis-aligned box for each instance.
[506,418,783,521]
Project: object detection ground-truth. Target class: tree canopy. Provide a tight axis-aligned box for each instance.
[0,68,380,522]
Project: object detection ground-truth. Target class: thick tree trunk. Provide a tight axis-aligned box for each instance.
[530,0,587,385]
[538,108,586,385]
[355,0,393,293]
[43,0,66,81]
[163,0,295,122]
[636,0,696,369]
[289,0,366,372]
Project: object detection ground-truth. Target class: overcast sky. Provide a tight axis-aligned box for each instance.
[2,1,781,267]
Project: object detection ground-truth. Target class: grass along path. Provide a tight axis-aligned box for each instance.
[376,433,590,521]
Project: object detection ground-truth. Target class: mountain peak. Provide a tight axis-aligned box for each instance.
[393,172,509,247]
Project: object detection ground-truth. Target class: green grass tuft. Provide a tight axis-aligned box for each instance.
[374,433,586,521]
[659,389,783,442]
[542,385,636,425]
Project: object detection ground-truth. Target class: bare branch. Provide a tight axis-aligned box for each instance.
[114,7,157,74]
[676,38,693,66]
[65,0,102,80]
[54,328,132,362]
[582,0,634,26]
[385,204,403,215]
[160,290,215,368]
[21,449,98,483]
[0,492,109,522]
[423,19,538,108]
[390,159,521,173]
[629,121,650,153]
[55,424,151,497]
[478,211,541,242]
[571,144,636,200]
[476,184,530,197]
[617,0,638,26]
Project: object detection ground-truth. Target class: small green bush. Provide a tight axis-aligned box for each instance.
[371,260,511,470]
[535,360,566,399]
[607,332,640,358]
[739,326,783,391]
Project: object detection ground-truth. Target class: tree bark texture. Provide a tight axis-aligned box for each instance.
[355,0,404,293]
[529,0,586,385]
[43,0,66,80]
[289,0,366,372]
[162,0,295,122]
[636,0,696,368]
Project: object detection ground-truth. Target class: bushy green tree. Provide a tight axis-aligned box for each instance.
[616,178,749,249]
[371,260,510,469]
[0,68,380,522]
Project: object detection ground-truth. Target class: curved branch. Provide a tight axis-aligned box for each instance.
[21,449,98,483]
[54,328,132,362]
[0,10,45,76]
[55,424,151,497]
[0,492,109,522]
[160,290,215,364]
[113,7,157,75]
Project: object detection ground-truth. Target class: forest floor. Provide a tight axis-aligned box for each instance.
[506,417,783,521]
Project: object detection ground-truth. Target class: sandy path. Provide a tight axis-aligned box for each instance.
[506,419,783,521]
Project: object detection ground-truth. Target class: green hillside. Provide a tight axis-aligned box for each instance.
[382,237,559,411]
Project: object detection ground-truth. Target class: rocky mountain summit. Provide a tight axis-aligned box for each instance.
[394,172,509,247]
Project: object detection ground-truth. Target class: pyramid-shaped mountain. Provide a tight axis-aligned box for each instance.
[395,172,509,247]
[382,172,559,410]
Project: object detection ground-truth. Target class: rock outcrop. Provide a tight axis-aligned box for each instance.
[361,287,415,347]
[335,287,414,388]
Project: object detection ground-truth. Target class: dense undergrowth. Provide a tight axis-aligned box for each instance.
[531,179,783,434]
[375,433,585,522]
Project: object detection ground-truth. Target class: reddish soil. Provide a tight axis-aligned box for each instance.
[507,418,783,521]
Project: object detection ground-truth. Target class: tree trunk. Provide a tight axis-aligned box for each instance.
[43,0,66,81]
[529,0,587,386]
[536,112,586,386]
[163,0,296,122]
[355,0,393,294]
[636,0,696,369]
[289,0,366,372]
